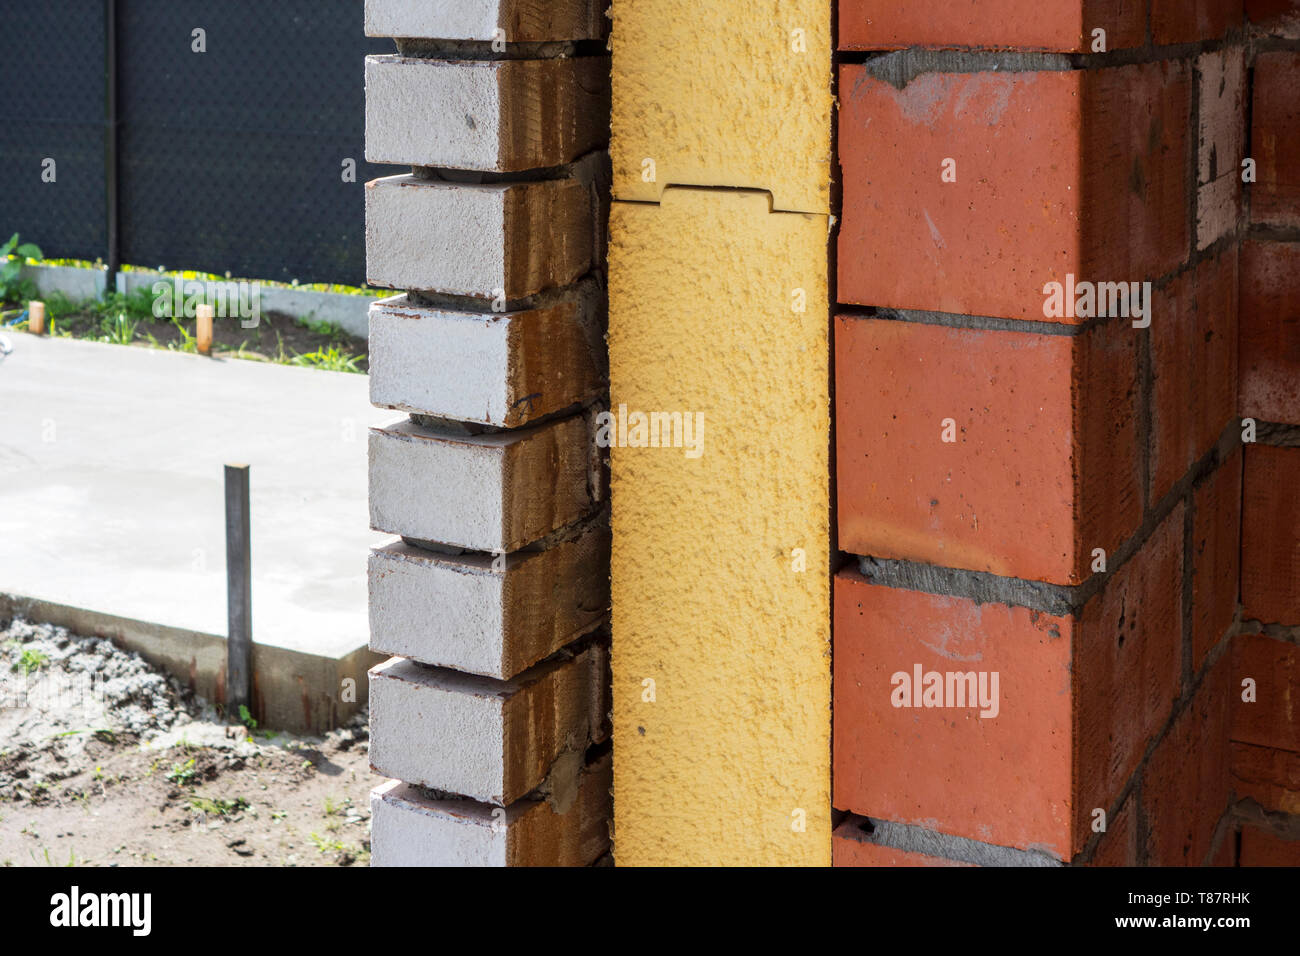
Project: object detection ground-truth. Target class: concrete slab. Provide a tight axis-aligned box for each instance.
[0,333,391,727]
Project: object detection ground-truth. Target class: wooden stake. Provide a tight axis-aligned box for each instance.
[196,303,214,355]
[28,300,45,335]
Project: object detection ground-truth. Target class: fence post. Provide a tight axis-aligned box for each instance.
[104,0,120,283]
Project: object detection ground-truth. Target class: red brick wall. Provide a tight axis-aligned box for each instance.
[833,0,1299,866]
[1231,0,1300,845]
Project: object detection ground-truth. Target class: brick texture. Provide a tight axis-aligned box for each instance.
[1251,52,1300,228]
[365,168,597,300]
[834,506,1183,860]
[368,524,609,679]
[1151,0,1244,44]
[368,284,606,429]
[1239,240,1300,424]
[1248,0,1300,34]
[365,55,610,172]
[832,0,1294,871]
[1149,249,1239,505]
[1242,443,1300,625]
[833,569,1074,855]
[368,414,597,553]
[839,61,1189,322]
[837,0,1146,52]
[1091,797,1139,866]
[835,315,1139,585]
[1141,654,1232,866]
[1240,824,1300,865]
[1232,632,1300,753]
[369,750,612,867]
[1231,741,1300,812]
[1191,452,1242,669]
[363,0,608,42]
[1196,48,1246,249]
[362,8,611,865]
[368,642,609,805]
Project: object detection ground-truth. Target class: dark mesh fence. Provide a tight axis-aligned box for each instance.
[0,0,394,286]
[0,1,109,262]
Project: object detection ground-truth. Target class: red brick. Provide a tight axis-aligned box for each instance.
[1208,827,1238,865]
[1142,653,1232,866]
[839,62,1189,322]
[1152,0,1244,43]
[1251,53,1300,228]
[835,315,1139,585]
[1247,0,1300,35]
[1150,250,1239,504]
[832,820,973,867]
[1091,796,1138,866]
[833,511,1180,859]
[1239,240,1300,423]
[838,68,1078,320]
[1191,452,1242,669]
[1196,48,1246,249]
[837,0,1145,52]
[833,570,1074,855]
[1079,61,1192,288]
[1232,632,1300,752]
[1075,507,1186,836]
[1240,824,1300,865]
[1231,740,1300,812]
[1242,443,1300,625]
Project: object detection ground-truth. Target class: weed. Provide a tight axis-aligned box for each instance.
[165,758,198,785]
[168,318,197,353]
[289,346,363,373]
[0,233,41,305]
[38,847,76,867]
[190,795,249,817]
[42,290,78,319]
[308,832,347,854]
[294,315,342,337]
[98,312,137,345]
[12,648,48,676]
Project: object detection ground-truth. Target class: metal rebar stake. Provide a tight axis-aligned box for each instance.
[224,463,252,716]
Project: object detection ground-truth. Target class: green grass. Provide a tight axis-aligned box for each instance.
[289,346,363,373]
[97,312,138,345]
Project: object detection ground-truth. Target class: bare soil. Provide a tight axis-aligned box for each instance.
[0,619,380,867]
